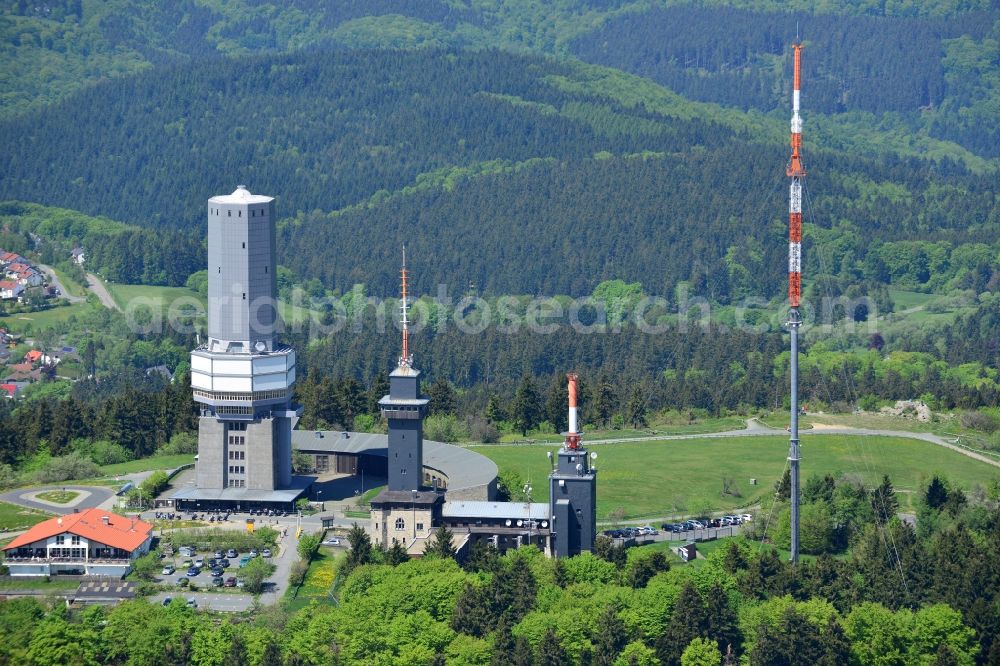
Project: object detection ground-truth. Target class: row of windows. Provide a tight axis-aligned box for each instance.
[194,388,288,402]
[228,423,248,432]
[393,518,424,531]
[228,465,245,475]
[210,208,267,218]
[54,535,81,545]
[229,450,246,460]
[228,435,245,446]
[217,406,253,415]
[228,479,246,488]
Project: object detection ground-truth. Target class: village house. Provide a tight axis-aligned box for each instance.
[2,509,153,578]
[0,280,24,300]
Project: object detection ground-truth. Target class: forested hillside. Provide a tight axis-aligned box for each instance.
[1,47,996,301]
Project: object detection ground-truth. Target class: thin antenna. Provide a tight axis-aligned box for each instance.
[399,246,412,368]
[786,41,805,565]
[796,20,800,42]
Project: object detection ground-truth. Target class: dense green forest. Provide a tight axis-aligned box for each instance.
[2,481,1000,664]
[0,46,996,301]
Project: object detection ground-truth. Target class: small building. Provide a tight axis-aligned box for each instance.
[71,247,85,265]
[24,350,42,364]
[2,509,153,578]
[0,280,23,300]
[676,542,697,562]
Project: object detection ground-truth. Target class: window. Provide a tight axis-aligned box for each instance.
[229,451,245,460]
[55,535,64,545]
[395,518,405,530]
[71,535,81,545]
[228,210,231,217]
[416,523,424,531]
[242,242,246,249]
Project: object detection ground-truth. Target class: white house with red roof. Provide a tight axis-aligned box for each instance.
[2,508,153,577]
[0,280,23,300]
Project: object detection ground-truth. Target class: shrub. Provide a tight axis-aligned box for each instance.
[960,410,998,433]
[31,452,99,483]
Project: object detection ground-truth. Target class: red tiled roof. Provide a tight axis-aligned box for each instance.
[3,508,152,552]
[10,362,31,372]
[25,350,42,362]
[0,280,18,290]
[0,384,15,397]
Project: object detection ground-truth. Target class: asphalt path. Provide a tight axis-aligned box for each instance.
[0,484,115,515]
[37,264,86,304]
[85,273,120,311]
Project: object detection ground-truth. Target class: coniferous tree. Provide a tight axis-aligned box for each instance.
[427,378,457,415]
[344,523,373,573]
[259,640,282,666]
[223,635,247,666]
[537,628,570,666]
[511,375,542,436]
[593,605,628,666]
[425,525,456,559]
[657,583,709,666]
[871,474,899,525]
[385,540,409,565]
[544,376,568,432]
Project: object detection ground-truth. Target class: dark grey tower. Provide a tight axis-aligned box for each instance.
[548,373,597,558]
[378,251,429,491]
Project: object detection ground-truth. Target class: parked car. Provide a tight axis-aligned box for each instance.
[249,548,259,558]
[162,565,175,576]
[236,578,245,588]
[261,548,272,558]
[322,538,341,546]
[741,514,753,522]
[186,567,200,577]
[211,576,224,587]
[218,559,230,568]
[226,549,238,559]
[194,558,205,568]
[162,597,173,606]
[186,597,197,608]
[224,576,237,587]
[239,555,252,567]
[211,566,225,577]
[214,550,224,560]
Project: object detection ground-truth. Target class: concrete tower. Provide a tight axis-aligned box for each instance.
[178,186,302,510]
[548,373,597,558]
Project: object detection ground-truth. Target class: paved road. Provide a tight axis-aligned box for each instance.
[85,273,120,311]
[37,264,86,304]
[0,485,115,515]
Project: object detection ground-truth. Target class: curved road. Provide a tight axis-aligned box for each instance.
[0,484,115,515]
[37,264,86,304]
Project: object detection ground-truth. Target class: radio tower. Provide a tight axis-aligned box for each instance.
[786,42,805,564]
[399,246,412,368]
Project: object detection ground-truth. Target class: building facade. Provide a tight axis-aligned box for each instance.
[173,186,306,511]
[2,509,152,577]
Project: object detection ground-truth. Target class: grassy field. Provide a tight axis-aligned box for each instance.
[888,289,934,311]
[52,266,88,298]
[0,301,94,332]
[498,417,747,444]
[99,454,195,476]
[0,500,52,530]
[108,283,206,312]
[35,490,80,504]
[0,578,80,592]
[472,434,1000,520]
[285,550,339,612]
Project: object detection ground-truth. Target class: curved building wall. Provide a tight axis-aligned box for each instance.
[291,431,498,501]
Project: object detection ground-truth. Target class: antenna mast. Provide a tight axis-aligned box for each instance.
[565,372,581,450]
[399,246,412,368]
[786,42,805,564]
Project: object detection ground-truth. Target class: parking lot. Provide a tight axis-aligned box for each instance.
[604,514,750,546]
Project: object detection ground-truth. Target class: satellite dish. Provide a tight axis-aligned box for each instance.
[590,452,597,460]
[254,341,266,352]
[516,520,523,527]
[505,519,511,527]
[576,463,583,471]
[541,521,548,528]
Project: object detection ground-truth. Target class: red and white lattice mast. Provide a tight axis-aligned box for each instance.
[399,246,413,368]
[786,43,805,564]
